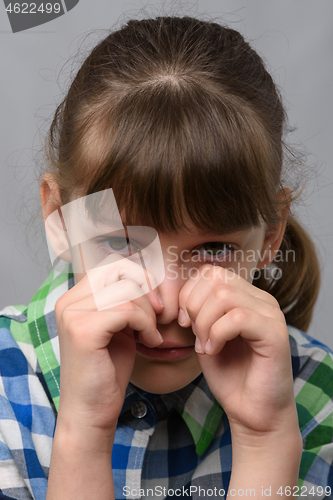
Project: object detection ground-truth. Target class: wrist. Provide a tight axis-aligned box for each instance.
[230,427,303,485]
[48,416,116,500]
[228,402,302,450]
[54,414,117,455]
[231,428,303,462]
[228,428,303,499]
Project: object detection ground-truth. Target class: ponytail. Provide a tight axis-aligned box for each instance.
[254,216,320,332]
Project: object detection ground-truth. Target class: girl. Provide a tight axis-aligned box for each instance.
[0,15,332,500]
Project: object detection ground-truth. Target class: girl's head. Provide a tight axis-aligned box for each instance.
[41,16,320,391]
[46,16,286,230]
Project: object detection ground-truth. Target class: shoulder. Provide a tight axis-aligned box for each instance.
[0,305,55,498]
[0,304,37,370]
[288,325,333,383]
[0,303,56,413]
[0,303,57,407]
[288,326,333,490]
[287,325,333,424]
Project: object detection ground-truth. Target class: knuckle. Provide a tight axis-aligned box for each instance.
[147,315,156,331]
[268,303,284,317]
[127,300,137,312]
[66,318,82,339]
[54,295,66,317]
[200,265,215,280]
[230,307,249,324]
[118,279,142,302]
[261,289,280,309]
[127,278,141,295]
[186,298,198,319]
[209,323,220,342]
[67,314,85,334]
[118,300,136,314]
[275,307,287,323]
[213,285,231,303]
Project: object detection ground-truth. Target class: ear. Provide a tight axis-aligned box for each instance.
[41,173,71,264]
[256,188,291,270]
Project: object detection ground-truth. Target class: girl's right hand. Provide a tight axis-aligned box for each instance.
[54,253,163,435]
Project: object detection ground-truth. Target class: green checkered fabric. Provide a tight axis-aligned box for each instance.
[8,262,224,455]
[27,265,72,411]
[1,262,333,495]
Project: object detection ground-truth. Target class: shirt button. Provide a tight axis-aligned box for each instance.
[131,401,148,419]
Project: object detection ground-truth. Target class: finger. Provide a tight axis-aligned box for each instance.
[107,327,137,396]
[57,251,164,314]
[89,278,153,312]
[178,264,279,327]
[59,298,161,349]
[200,307,288,356]
[190,285,284,351]
[178,264,212,326]
[64,278,162,346]
[88,255,163,314]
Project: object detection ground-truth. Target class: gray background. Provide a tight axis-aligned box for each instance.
[1,0,332,348]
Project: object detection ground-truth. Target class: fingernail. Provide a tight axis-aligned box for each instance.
[157,292,164,308]
[178,309,187,326]
[156,329,163,344]
[205,339,212,354]
[195,337,202,353]
[191,321,196,335]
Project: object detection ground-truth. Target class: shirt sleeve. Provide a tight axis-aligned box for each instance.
[0,427,33,499]
[0,323,56,500]
[298,410,333,496]
[0,493,23,500]
[289,327,333,497]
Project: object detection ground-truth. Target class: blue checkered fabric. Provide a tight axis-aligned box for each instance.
[0,265,332,499]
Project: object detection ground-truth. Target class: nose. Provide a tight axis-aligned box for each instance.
[154,255,188,325]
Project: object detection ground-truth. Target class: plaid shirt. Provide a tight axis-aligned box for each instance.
[0,262,332,500]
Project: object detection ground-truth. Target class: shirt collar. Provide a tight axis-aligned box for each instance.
[25,262,223,455]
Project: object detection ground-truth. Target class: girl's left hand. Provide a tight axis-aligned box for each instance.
[178,264,299,441]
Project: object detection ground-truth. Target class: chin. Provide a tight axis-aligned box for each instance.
[130,355,202,394]
[130,377,194,394]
